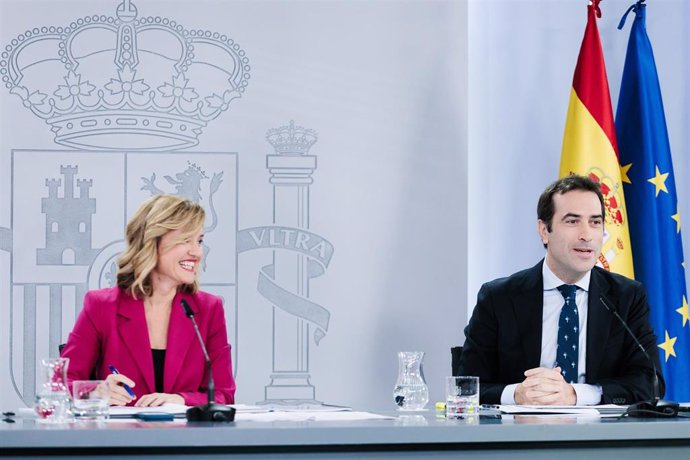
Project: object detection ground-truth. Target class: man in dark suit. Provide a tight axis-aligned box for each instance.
[459,175,661,405]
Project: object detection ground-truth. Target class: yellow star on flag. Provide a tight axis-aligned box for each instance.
[658,331,677,362]
[647,166,669,197]
[672,208,681,233]
[677,296,690,327]
[621,163,632,184]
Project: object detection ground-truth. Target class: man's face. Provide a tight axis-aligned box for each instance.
[538,190,604,284]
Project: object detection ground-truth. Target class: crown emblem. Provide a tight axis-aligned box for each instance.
[266,120,318,155]
[0,0,250,151]
[187,160,208,179]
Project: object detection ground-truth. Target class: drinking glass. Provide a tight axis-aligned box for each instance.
[72,380,110,421]
[446,376,479,419]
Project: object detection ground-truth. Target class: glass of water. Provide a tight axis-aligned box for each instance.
[72,380,110,421]
[446,376,479,419]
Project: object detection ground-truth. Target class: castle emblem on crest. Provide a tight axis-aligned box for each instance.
[38,165,99,266]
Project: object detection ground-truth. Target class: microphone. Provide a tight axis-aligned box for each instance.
[599,296,678,418]
[181,299,235,422]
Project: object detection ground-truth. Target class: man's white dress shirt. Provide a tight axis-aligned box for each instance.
[500,258,603,405]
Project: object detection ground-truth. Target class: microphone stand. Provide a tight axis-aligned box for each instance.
[182,300,235,422]
[600,297,678,418]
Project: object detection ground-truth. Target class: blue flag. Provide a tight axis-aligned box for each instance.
[616,2,690,401]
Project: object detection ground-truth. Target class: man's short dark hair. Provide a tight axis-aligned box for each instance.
[537,175,606,236]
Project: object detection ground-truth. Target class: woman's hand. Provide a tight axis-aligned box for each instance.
[104,373,136,406]
[135,393,185,407]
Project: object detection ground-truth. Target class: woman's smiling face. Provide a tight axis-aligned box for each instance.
[151,226,204,289]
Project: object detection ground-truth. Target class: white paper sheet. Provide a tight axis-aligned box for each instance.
[234,411,394,422]
[108,402,354,418]
[495,404,626,415]
[109,403,189,416]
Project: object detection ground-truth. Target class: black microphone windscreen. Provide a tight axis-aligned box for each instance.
[181,299,194,318]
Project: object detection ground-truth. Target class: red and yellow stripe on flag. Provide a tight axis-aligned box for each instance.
[560,0,634,278]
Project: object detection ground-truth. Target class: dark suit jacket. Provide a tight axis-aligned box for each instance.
[61,287,236,405]
[459,260,662,405]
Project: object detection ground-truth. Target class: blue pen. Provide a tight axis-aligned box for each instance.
[108,364,136,398]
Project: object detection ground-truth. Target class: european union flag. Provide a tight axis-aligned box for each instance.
[616,2,690,401]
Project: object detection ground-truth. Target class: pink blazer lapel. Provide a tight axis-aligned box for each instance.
[116,294,155,394]
[164,292,196,393]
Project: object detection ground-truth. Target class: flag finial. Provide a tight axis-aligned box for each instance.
[590,0,602,19]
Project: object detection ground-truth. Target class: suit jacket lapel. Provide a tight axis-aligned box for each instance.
[514,261,544,369]
[586,268,612,382]
[116,293,155,394]
[164,292,196,393]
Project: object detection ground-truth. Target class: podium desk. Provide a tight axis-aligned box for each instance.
[2,410,690,459]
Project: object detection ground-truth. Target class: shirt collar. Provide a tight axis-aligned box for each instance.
[542,257,591,292]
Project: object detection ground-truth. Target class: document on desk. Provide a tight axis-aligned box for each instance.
[108,403,354,418]
[105,404,392,422]
[592,404,628,415]
[235,411,394,422]
[109,403,275,417]
[252,403,352,412]
[496,405,624,415]
[109,403,189,417]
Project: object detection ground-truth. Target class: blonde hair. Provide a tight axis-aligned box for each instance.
[117,194,205,299]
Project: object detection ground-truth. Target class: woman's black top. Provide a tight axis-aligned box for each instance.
[152,349,166,393]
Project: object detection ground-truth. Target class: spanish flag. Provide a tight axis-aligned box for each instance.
[560,0,634,279]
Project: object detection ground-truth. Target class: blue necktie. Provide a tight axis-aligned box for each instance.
[556,284,579,384]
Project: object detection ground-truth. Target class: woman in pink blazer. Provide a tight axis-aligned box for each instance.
[61,195,235,406]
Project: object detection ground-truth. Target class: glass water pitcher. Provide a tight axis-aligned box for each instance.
[35,357,72,423]
[393,351,429,410]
